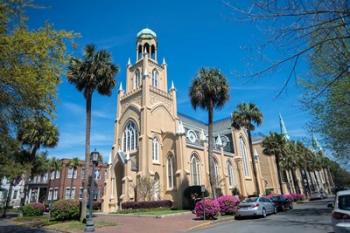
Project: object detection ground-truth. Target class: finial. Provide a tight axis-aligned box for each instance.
[216,134,223,147]
[118,82,123,92]
[170,80,175,91]
[200,129,207,142]
[144,47,148,55]
[127,58,131,66]
[162,58,166,65]
[108,152,112,165]
[176,121,186,135]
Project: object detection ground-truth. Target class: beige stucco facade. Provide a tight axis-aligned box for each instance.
[102,29,265,212]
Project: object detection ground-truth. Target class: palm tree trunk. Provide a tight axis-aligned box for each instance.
[275,154,284,194]
[284,170,292,193]
[2,180,13,218]
[247,130,260,195]
[208,101,217,199]
[81,91,92,222]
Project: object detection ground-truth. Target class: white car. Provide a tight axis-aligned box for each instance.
[331,190,350,233]
[236,196,277,219]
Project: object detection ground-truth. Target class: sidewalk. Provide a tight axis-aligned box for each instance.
[94,213,208,233]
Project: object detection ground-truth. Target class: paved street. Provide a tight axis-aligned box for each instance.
[191,198,334,233]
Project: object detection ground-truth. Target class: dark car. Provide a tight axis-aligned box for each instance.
[271,195,293,211]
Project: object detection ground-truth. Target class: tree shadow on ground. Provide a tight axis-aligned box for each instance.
[278,207,332,217]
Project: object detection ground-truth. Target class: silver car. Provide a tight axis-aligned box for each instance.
[235,197,277,219]
[331,190,350,233]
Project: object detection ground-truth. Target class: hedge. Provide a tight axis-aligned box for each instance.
[50,199,80,221]
[21,203,45,216]
[121,200,173,209]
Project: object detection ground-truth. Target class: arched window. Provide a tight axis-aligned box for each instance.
[191,154,201,185]
[227,160,235,187]
[239,137,250,176]
[144,43,150,54]
[213,159,219,187]
[138,45,142,60]
[123,121,138,152]
[152,69,159,88]
[152,137,160,162]
[134,69,141,89]
[167,154,174,190]
[153,173,160,201]
[151,45,156,60]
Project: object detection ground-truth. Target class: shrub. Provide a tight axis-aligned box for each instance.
[21,203,45,216]
[217,195,240,215]
[231,187,240,196]
[183,186,209,210]
[50,199,80,221]
[284,193,304,201]
[194,198,220,219]
[121,200,172,209]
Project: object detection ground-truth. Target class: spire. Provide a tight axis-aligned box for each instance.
[170,80,175,91]
[312,133,323,152]
[200,129,207,142]
[144,47,148,55]
[279,113,290,140]
[216,134,223,147]
[118,82,123,93]
[162,57,166,65]
[127,58,131,66]
[176,121,185,135]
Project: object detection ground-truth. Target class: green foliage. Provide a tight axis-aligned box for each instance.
[21,203,45,216]
[189,68,229,111]
[50,200,80,221]
[0,0,75,181]
[231,103,263,131]
[302,14,350,161]
[231,186,240,196]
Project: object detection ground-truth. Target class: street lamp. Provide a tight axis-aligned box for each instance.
[85,150,100,232]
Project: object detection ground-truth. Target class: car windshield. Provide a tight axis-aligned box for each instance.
[339,195,350,211]
[243,197,258,203]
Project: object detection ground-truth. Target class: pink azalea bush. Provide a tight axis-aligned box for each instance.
[217,195,240,215]
[194,198,220,219]
[284,193,304,201]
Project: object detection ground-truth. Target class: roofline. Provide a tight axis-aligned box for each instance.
[178,112,231,125]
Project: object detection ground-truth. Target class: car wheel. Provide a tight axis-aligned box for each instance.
[274,207,277,214]
[262,208,266,218]
[289,203,293,209]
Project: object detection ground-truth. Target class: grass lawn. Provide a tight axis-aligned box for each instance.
[45,220,117,233]
[12,215,117,233]
[113,208,190,216]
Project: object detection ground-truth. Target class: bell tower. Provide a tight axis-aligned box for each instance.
[136,28,158,61]
[125,28,168,93]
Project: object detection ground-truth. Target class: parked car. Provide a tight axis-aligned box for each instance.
[271,195,293,211]
[330,190,350,233]
[310,191,325,200]
[235,196,277,219]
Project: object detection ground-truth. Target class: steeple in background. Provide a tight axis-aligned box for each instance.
[279,113,290,140]
[312,133,323,152]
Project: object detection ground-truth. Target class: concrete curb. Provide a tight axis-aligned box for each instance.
[186,216,235,232]
[103,211,192,219]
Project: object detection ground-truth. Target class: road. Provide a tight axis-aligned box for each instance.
[191,198,334,233]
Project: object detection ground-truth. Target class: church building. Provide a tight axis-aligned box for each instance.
[102,28,268,212]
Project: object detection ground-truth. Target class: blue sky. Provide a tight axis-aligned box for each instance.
[27,0,313,162]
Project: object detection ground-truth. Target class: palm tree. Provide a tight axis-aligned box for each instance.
[231,103,263,195]
[283,141,302,194]
[67,44,119,221]
[189,68,229,199]
[262,132,287,194]
[17,116,59,162]
[68,157,80,199]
